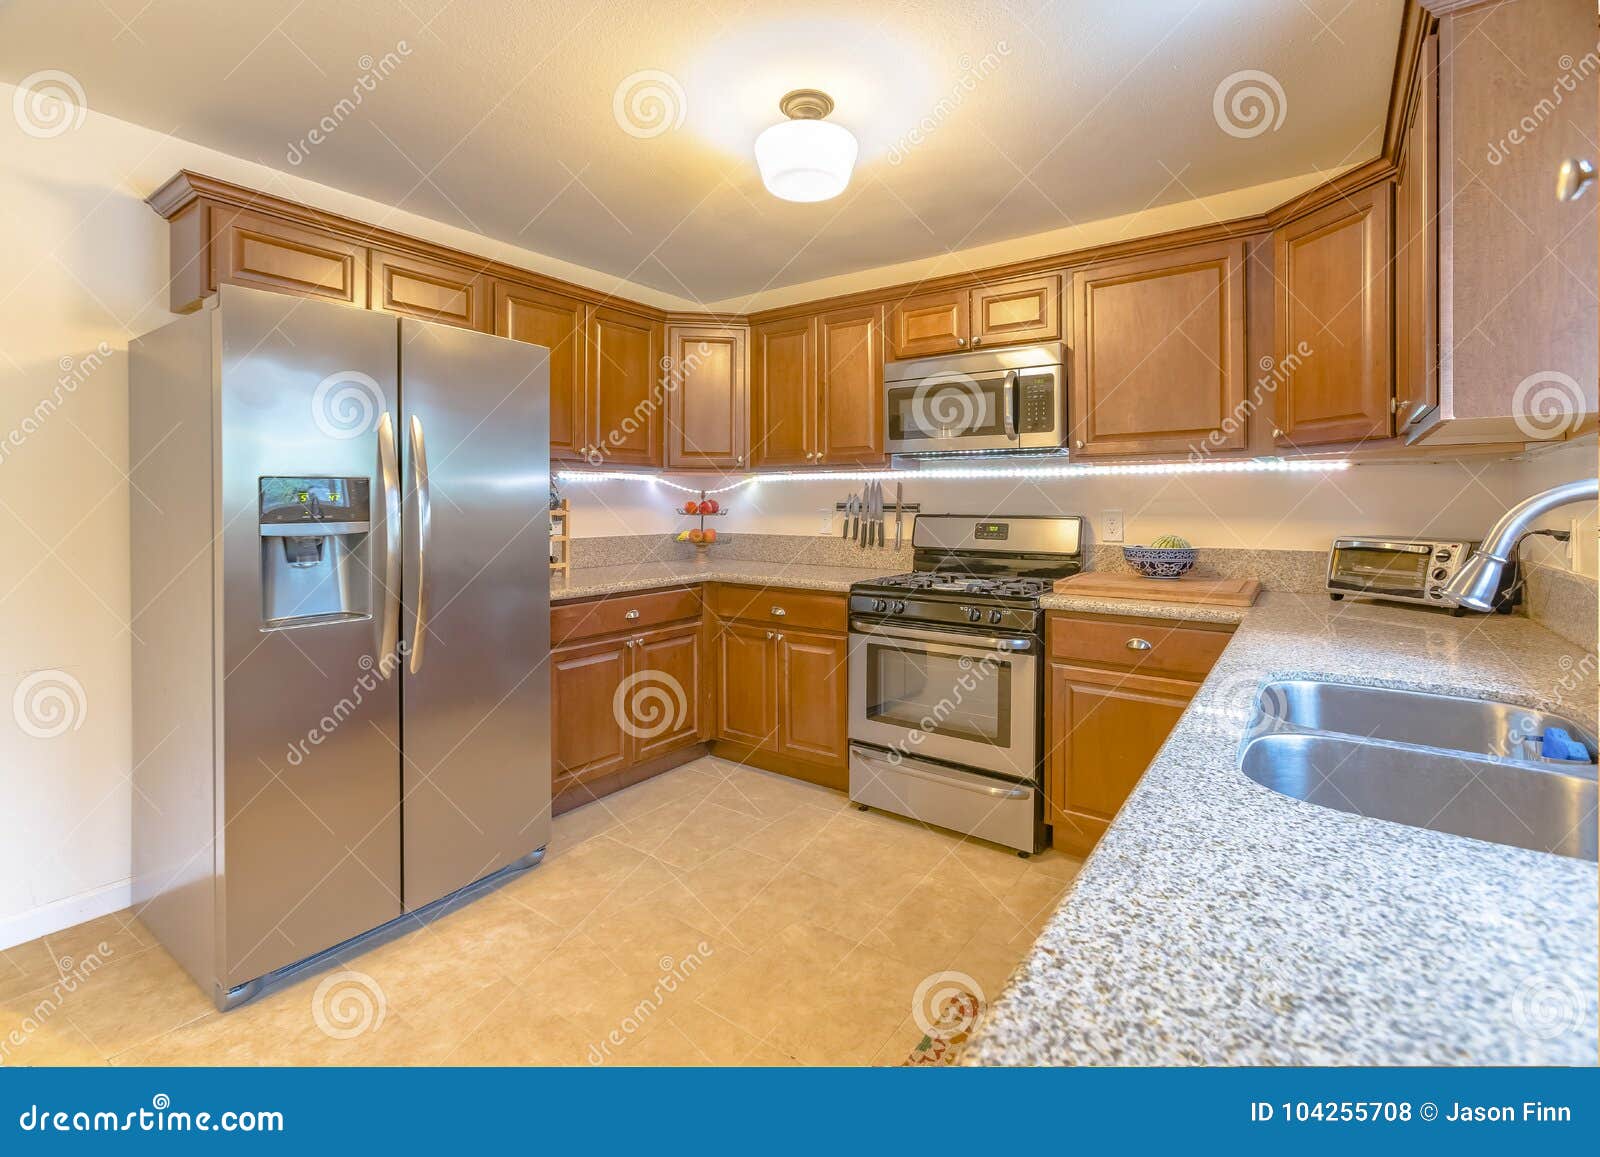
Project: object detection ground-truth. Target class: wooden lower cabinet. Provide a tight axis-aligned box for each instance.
[714,619,778,747]
[550,638,632,793]
[631,623,705,763]
[1044,612,1231,855]
[776,630,849,766]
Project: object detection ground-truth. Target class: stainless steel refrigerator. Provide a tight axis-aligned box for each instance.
[130,284,551,1009]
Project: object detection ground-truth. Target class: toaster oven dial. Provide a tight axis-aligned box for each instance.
[1432,568,1449,581]
[1434,549,1453,563]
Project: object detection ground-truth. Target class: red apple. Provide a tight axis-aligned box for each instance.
[682,499,698,514]
[697,500,713,515]
[703,528,717,543]
[705,498,720,514]
[688,528,705,543]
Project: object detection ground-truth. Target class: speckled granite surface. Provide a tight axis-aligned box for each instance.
[552,557,894,601]
[966,591,1600,1066]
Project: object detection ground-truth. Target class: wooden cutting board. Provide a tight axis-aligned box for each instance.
[1053,572,1261,607]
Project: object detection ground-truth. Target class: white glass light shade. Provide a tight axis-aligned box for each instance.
[754,117,858,202]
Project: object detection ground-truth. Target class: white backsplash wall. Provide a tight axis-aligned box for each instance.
[562,459,1532,552]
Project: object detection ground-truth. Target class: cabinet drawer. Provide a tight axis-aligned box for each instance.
[706,584,847,633]
[1048,613,1230,681]
[552,586,701,646]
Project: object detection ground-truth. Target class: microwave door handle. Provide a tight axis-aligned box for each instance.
[1002,370,1018,439]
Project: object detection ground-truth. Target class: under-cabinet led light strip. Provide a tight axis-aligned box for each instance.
[557,458,1353,494]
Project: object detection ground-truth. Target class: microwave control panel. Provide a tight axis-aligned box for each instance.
[1018,374,1057,432]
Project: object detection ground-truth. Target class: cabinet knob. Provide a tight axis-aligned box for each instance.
[971,337,982,348]
[1272,428,1284,440]
[1125,637,1153,651]
[1072,439,1083,449]
[805,451,816,460]
[770,606,787,617]
[625,639,636,649]
[1556,157,1596,202]
[956,337,967,347]
[775,633,784,642]
[736,454,744,465]
[623,609,641,621]
[765,630,775,640]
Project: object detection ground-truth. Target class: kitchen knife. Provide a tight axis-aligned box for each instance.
[893,482,903,550]
[876,482,886,547]
[871,481,882,548]
[857,488,867,547]
[841,493,851,538]
[866,482,878,548]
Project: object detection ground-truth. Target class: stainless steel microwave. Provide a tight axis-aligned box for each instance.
[883,343,1065,455]
[1326,537,1476,607]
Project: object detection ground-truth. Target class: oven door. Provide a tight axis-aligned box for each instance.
[848,618,1039,780]
[1327,539,1432,600]
[884,367,1060,454]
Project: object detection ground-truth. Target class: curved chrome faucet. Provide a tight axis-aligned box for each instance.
[1444,477,1598,611]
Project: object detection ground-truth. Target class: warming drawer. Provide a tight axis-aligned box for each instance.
[849,742,1040,854]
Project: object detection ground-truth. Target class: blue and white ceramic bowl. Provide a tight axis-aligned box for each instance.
[1123,545,1197,579]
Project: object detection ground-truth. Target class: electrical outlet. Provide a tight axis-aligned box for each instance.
[818,506,835,536]
[1102,509,1124,544]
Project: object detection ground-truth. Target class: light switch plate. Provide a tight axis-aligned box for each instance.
[1102,509,1124,543]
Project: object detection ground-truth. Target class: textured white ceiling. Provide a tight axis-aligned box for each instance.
[0,0,1405,302]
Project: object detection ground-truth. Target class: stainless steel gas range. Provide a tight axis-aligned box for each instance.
[847,514,1085,855]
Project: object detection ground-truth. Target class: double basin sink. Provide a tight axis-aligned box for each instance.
[1238,680,1598,861]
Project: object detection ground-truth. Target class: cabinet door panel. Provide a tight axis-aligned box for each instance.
[776,630,848,768]
[629,624,703,763]
[818,305,883,467]
[1046,664,1191,856]
[212,209,367,306]
[590,306,664,466]
[750,316,816,467]
[1071,242,1246,456]
[888,288,968,358]
[972,275,1060,347]
[494,281,589,462]
[666,325,746,470]
[1272,184,1393,446]
[371,249,488,330]
[715,620,776,747]
[551,640,631,792]
[1394,31,1438,434]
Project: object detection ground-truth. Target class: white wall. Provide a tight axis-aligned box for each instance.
[563,460,1533,552]
[1508,437,1599,579]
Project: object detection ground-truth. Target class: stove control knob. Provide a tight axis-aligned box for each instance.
[892,600,907,614]
[988,608,1004,625]
[872,598,888,612]
[966,606,982,623]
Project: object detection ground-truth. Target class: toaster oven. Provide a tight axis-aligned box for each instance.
[1326,537,1476,608]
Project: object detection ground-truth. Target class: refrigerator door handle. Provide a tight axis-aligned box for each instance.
[408,413,432,675]
[377,412,402,666]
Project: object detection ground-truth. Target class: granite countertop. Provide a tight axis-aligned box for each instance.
[966,591,1600,1066]
[551,557,896,601]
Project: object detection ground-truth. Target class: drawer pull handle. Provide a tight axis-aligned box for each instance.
[1125,637,1153,651]
[770,606,787,617]
[623,609,641,621]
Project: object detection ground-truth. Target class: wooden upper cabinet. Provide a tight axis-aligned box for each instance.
[1070,242,1247,456]
[1271,183,1393,447]
[750,316,818,467]
[210,208,367,307]
[665,325,747,470]
[971,275,1060,348]
[371,249,489,331]
[1393,30,1438,437]
[888,288,969,358]
[817,305,884,467]
[588,306,664,467]
[494,281,589,462]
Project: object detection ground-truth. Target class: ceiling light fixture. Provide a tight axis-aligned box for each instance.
[754,89,858,203]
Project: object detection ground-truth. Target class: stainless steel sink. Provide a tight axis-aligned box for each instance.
[1249,679,1598,764]
[1240,733,1596,860]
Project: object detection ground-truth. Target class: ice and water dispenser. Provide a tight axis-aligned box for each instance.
[259,476,372,628]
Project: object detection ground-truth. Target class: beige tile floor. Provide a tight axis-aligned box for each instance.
[0,757,1080,1067]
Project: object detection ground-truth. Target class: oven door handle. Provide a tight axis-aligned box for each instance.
[852,745,1034,799]
[850,618,1036,652]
